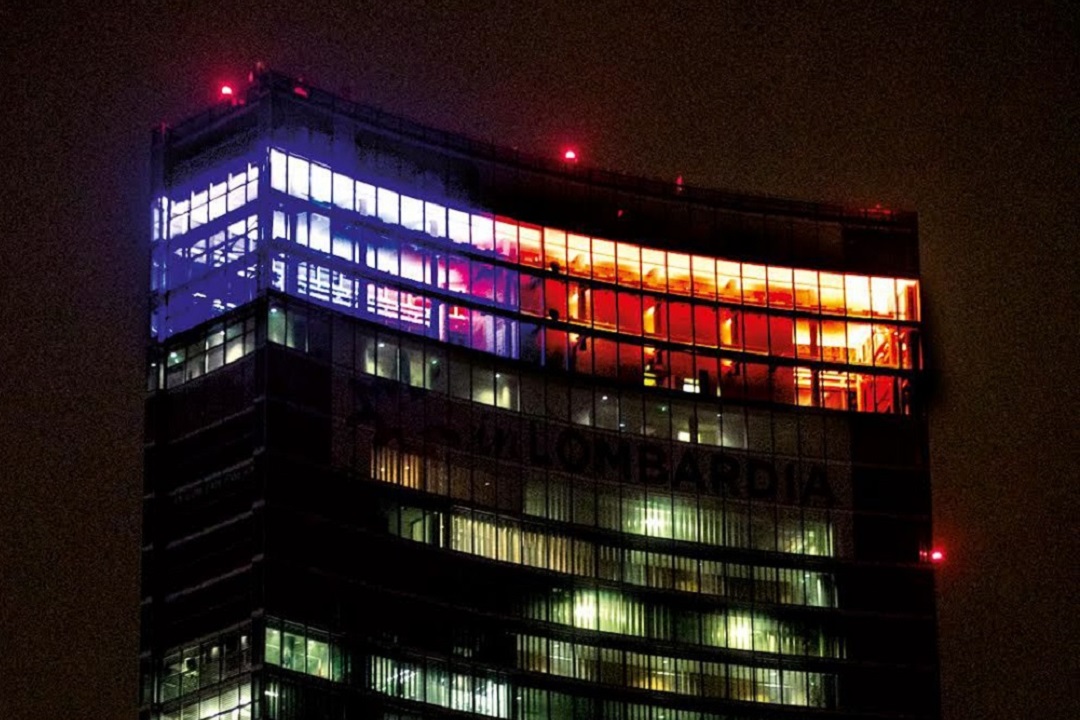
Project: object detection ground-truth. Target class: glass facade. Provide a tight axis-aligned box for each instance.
[153,145,921,416]
[142,69,938,720]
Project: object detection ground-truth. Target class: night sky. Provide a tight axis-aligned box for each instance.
[2,2,1076,718]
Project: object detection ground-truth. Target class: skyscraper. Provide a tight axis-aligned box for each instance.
[141,69,939,720]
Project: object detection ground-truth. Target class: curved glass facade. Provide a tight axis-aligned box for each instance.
[142,70,938,720]
[153,144,921,416]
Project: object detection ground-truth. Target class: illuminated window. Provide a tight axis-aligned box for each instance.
[767,266,794,308]
[270,149,287,192]
[845,274,872,317]
[567,234,590,276]
[309,213,330,253]
[158,627,251,703]
[332,172,353,209]
[425,201,446,237]
[387,503,835,607]
[310,163,331,204]
[592,238,616,282]
[641,248,666,292]
[472,214,495,252]
[543,228,566,271]
[449,209,470,244]
[355,182,376,215]
[377,188,399,224]
[519,224,542,266]
[516,634,830,707]
[668,252,692,295]
[739,264,765,305]
[370,656,509,718]
[264,621,344,682]
[401,195,423,231]
[237,150,922,416]
[287,155,309,199]
[159,682,252,720]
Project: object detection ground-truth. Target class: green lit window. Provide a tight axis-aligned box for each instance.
[264,620,345,681]
[373,444,836,559]
[369,655,509,718]
[388,504,836,608]
[516,634,831,708]
[158,627,251,703]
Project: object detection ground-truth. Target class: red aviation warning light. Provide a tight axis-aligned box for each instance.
[219,84,241,107]
[922,547,946,565]
[563,149,578,162]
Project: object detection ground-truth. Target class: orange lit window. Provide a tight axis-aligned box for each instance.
[717,261,742,303]
[870,277,897,318]
[897,279,919,320]
[494,219,518,261]
[543,228,566,272]
[692,256,717,299]
[819,273,845,315]
[742,264,768,306]
[616,242,640,287]
[567,234,591,277]
[794,269,819,313]
[519,224,543,267]
[641,248,666,292]
[767,266,794,308]
[668,253,692,295]
[592,238,616,282]
[844,275,872,317]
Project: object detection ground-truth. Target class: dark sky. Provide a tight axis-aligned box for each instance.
[1,2,1076,718]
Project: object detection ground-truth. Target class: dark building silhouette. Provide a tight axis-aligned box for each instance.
[141,69,939,720]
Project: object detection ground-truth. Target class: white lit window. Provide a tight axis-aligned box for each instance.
[375,241,398,275]
[227,169,247,211]
[333,173,353,210]
[448,209,470,244]
[355,182,376,215]
[270,149,287,192]
[273,211,288,240]
[271,257,285,291]
[309,214,330,254]
[332,232,353,261]
[311,163,332,204]
[401,195,423,230]
[208,185,226,221]
[400,246,425,283]
[425,202,445,237]
[206,180,227,223]
[151,198,165,242]
[471,214,494,251]
[332,273,355,307]
[246,163,259,202]
[189,196,208,229]
[296,212,309,247]
[377,188,399,224]
[287,155,309,199]
[298,262,332,302]
[208,231,226,267]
